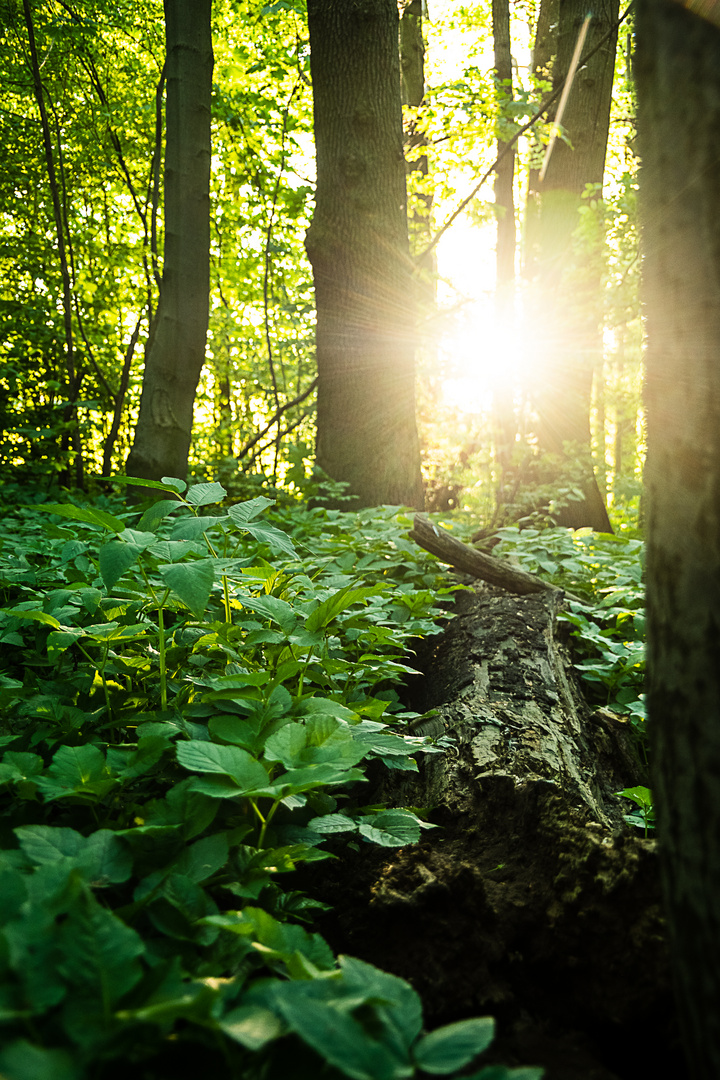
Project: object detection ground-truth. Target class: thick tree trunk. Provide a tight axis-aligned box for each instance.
[637,3,720,1076]
[126,0,213,484]
[525,0,618,533]
[305,0,424,510]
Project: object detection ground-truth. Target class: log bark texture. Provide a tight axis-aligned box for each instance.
[306,581,682,1078]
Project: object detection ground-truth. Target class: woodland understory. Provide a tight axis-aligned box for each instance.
[4,0,720,1076]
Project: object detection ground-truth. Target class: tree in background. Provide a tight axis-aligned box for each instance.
[637,0,720,1074]
[491,0,517,502]
[305,0,424,508]
[126,0,213,484]
[524,0,619,532]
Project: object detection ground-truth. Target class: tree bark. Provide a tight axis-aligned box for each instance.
[491,0,518,504]
[525,0,618,533]
[637,2,720,1075]
[308,581,675,1077]
[305,0,424,510]
[126,0,213,484]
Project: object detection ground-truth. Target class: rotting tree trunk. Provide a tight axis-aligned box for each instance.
[126,0,213,485]
[305,0,424,510]
[637,2,720,1076]
[525,0,618,533]
[305,574,681,1076]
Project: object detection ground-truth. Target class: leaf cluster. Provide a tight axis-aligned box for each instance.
[0,482,541,1078]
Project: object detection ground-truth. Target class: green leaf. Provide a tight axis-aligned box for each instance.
[0,1040,80,1080]
[99,538,146,589]
[100,474,186,493]
[57,888,144,1001]
[171,514,228,540]
[219,1004,286,1050]
[358,810,421,847]
[306,585,381,633]
[307,813,357,835]
[412,1017,496,1074]
[38,503,126,532]
[33,745,116,802]
[274,985,412,1080]
[240,593,298,632]
[15,826,132,884]
[175,832,229,883]
[2,608,61,628]
[176,740,269,792]
[160,559,215,618]
[186,482,227,506]
[227,496,276,524]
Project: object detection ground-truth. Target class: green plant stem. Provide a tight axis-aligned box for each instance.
[156,589,171,709]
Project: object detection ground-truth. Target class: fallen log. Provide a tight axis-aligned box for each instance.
[305,580,679,1079]
[409,514,585,604]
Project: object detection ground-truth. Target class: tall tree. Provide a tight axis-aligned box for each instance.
[525,0,619,532]
[126,0,213,484]
[305,0,424,509]
[637,1,720,1075]
[491,0,517,503]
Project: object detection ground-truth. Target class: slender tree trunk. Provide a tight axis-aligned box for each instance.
[126,0,213,484]
[22,0,83,488]
[526,0,618,533]
[637,2,720,1075]
[492,0,517,505]
[305,0,424,509]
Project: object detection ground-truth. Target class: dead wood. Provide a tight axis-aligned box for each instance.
[409,514,585,604]
[303,582,680,1080]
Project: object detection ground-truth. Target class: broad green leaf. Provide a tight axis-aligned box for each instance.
[100,474,186,493]
[176,740,269,791]
[33,745,116,802]
[209,906,335,969]
[186,482,227,506]
[358,810,421,847]
[170,514,229,540]
[57,889,144,1002]
[227,496,275,524]
[175,832,229,883]
[0,752,43,783]
[2,608,61,628]
[274,763,366,794]
[220,1003,285,1050]
[240,520,298,558]
[38,503,126,532]
[306,585,381,633]
[151,539,204,561]
[412,1017,496,1074]
[99,538,145,589]
[274,987,411,1080]
[14,826,132,884]
[339,956,424,1048]
[160,559,215,618]
[137,498,182,532]
[0,1040,79,1080]
[240,593,298,632]
[307,813,357,835]
[0,867,27,924]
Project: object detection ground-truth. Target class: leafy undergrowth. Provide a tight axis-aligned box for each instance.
[0,478,541,1080]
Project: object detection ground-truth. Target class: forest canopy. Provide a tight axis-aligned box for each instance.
[0,0,640,531]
